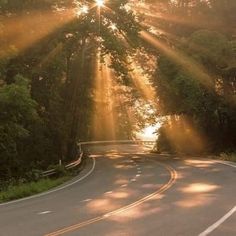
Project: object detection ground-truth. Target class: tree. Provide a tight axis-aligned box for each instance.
[152,28,236,152]
[0,0,143,184]
[0,75,40,181]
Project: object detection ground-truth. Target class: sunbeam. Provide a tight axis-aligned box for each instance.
[92,53,116,140]
[157,115,206,153]
[140,31,214,89]
[130,60,156,102]
[0,9,74,59]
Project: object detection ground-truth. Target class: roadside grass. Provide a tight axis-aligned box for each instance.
[0,176,71,203]
[0,154,88,204]
[219,152,236,162]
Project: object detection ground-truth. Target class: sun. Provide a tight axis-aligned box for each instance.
[137,123,161,141]
[95,0,105,7]
[81,5,89,14]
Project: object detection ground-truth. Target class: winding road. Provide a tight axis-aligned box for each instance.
[0,144,235,236]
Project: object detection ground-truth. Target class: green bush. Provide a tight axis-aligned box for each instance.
[48,164,67,177]
[219,152,236,162]
[0,177,70,203]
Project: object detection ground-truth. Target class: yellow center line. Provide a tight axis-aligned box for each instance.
[45,162,177,236]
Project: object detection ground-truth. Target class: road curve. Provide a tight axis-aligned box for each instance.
[0,144,235,236]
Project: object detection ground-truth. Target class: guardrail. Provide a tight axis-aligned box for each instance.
[41,140,155,177]
[79,140,156,146]
[41,152,84,177]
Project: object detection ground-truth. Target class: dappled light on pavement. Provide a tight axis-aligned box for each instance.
[174,174,221,208]
[185,160,215,168]
[181,183,220,193]
[114,179,129,185]
[106,202,164,223]
[114,164,135,170]
[174,194,216,208]
[109,191,130,200]
[105,154,124,160]
[87,198,119,214]
[89,144,153,155]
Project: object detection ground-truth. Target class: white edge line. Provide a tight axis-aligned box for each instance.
[197,159,236,236]
[38,211,52,215]
[0,157,96,207]
[214,160,236,168]
[203,157,236,169]
[198,206,236,236]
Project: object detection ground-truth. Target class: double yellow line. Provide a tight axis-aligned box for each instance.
[45,162,177,236]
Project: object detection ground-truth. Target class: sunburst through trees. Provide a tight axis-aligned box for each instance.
[0,0,236,185]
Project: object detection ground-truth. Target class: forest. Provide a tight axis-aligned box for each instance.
[0,0,235,186]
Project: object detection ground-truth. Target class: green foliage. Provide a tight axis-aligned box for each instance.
[0,0,142,187]
[188,30,232,73]
[219,152,236,162]
[1,0,234,190]
[0,75,38,123]
[0,75,40,181]
[151,3,236,153]
[48,164,67,177]
[0,176,71,203]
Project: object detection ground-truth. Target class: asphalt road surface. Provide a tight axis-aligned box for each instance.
[0,144,235,236]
